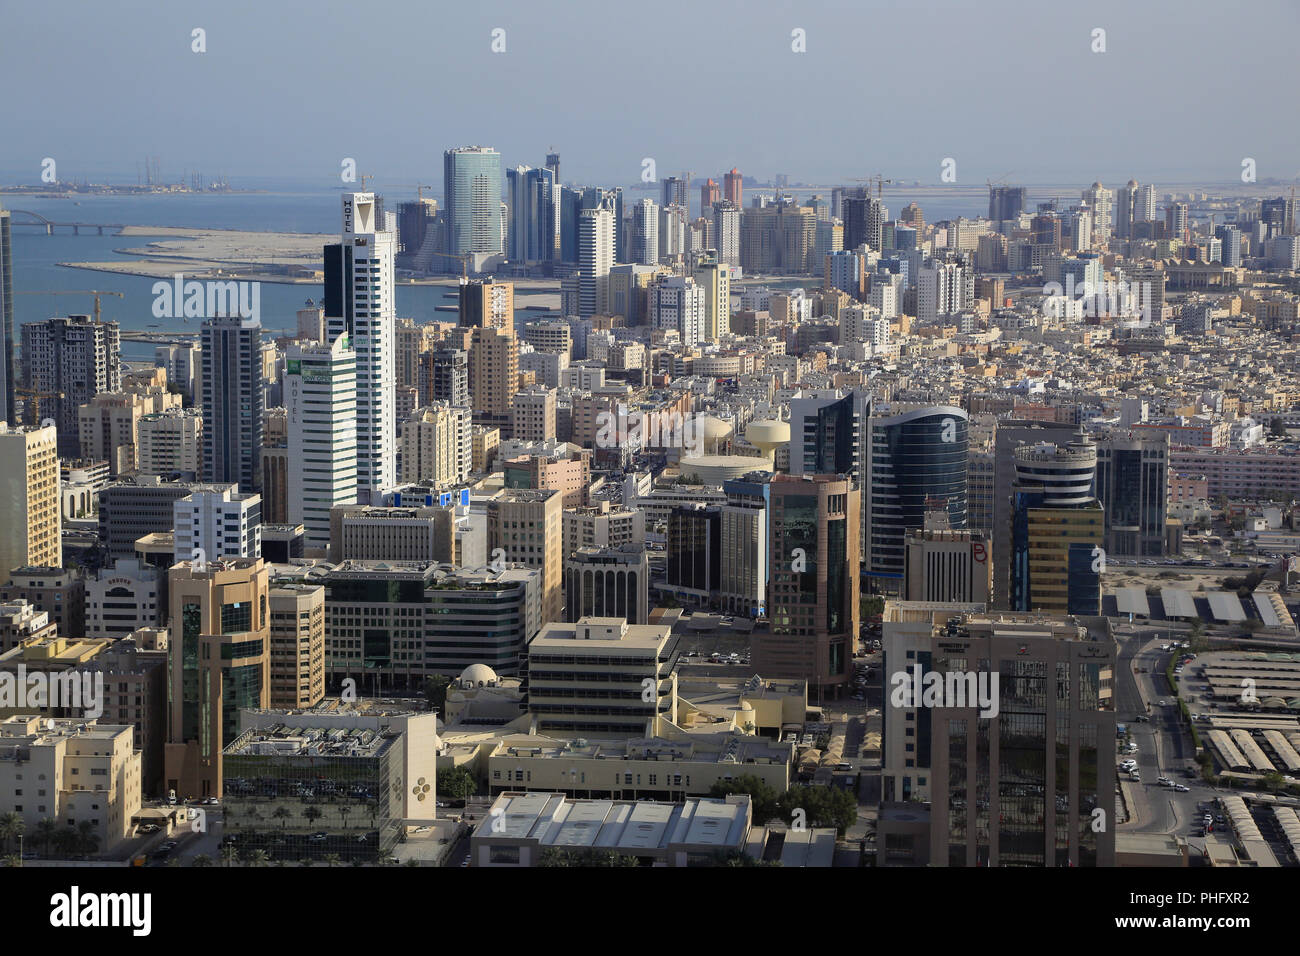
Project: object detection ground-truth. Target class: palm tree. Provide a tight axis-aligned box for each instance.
[338,805,353,830]
[220,844,240,868]
[272,807,291,829]
[35,818,57,857]
[0,813,23,854]
[323,853,342,868]
[191,854,213,868]
[75,821,99,858]
[53,827,80,859]
[0,854,19,867]
[303,806,322,828]
[247,849,271,867]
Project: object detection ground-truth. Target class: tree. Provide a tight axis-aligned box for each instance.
[247,849,271,867]
[0,813,24,854]
[338,805,353,830]
[272,806,291,828]
[35,818,57,857]
[776,785,858,835]
[191,854,214,868]
[220,844,240,868]
[76,820,99,857]
[423,675,452,712]
[323,854,342,868]
[303,806,322,828]
[708,775,780,823]
[537,848,639,867]
[438,766,477,801]
[1262,771,1285,794]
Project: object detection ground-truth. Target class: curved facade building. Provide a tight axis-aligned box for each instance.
[865,406,969,586]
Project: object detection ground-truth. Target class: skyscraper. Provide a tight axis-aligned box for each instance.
[577,204,615,318]
[1082,182,1113,243]
[324,192,396,504]
[648,275,705,346]
[1094,432,1169,558]
[723,168,743,207]
[506,164,558,265]
[487,488,562,625]
[700,179,720,212]
[756,473,860,698]
[864,406,969,587]
[988,185,1027,222]
[0,422,60,583]
[444,146,503,256]
[286,335,358,553]
[459,278,514,332]
[712,201,741,268]
[20,314,121,456]
[630,199,660,265]
[201,314,263,493]
[0,203,12,425]
[693,253,731,341]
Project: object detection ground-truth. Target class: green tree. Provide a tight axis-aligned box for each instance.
[438,766,477,801]
[75,820,99,857]
[220,844,240,868]
[537,848,639,867]
[776,784,858,835]
[191,854,214,868]
[707,775,780,823]
[35,818,58,857]
[0,813,24,854]
[1261,771,1285,794]
[272,806,291,828]
[423,675,452,712]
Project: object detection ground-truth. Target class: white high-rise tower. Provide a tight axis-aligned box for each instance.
[325,193,396,503]
[287,334,358,552]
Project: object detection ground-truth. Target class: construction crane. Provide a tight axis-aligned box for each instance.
[14,289,124,323]
[851,175,893,198]
[429,250,472,282]
[15,385,61,426]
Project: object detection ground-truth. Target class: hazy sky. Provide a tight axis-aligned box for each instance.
[3,0,1298,189]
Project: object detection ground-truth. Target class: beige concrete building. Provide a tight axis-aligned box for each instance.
[469,326,519,432]
[165,558,270,799]
[488,488,563,625]
[268,584,326,710]
[137,407,203,476]
[0,716,142,854]
[0,423,61,583]
[904,528,992,605]
[328,503,457,565]
[471,425,500,473]
[400,403,472,487]
[459,278,514,332]
[0,567,85,639]
[78,392,146,474]
[0,600,58,651]
[563,501,646,557]
[511,385,557,443]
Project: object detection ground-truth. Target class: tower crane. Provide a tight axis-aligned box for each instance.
[14,289,124,324]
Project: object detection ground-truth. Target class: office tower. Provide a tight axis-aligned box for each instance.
[511,385,557,442]
[77,392,145,474]
[20,314,121,456]
[324,192,396,504]
[267,583,325,709]
[904,526,992,604]
[564,545,649,624]
[506,165,558,264]
[1216,224,1242,267]
[201,314,263,493]
[843,193,886,251]
[712,200,741,267]
[789,389,869,479]
[577,204,615,318]
[487,488,562,625]
[649,275,705,346]
[990,421,1085,610]
[864,407,968,586]
[659,203,687,262]
[165,557,270,798]
[173,486,262,564]
[723,168,743,207]
[444,146,503,256]
[1261,195,1299,236]
[424,347,469,407]
[468,325,518,431]
[526,617,675,735]
[719,473,769,617]
[545,152,560,184]
[1135,183,1157,226]
[401,403,472,486]
[1010,436,1104,615]
[880,608,1116,866]
[665,504,721,603]
[1165,202,1189,242]
[630,199,660,265]
[84,558,164,638]
[988,185,1027,222]
[396,197,438,259]
[286,337,358,553]
[459,278,514,332]
[0,203,11,425]
[756,474,860,698]
[137,407,202,476]
[740,202,816,274]
[917,260,966,323]
[700,178,720,212]
[826,249,867,299]
[1114,180,1138,239]
[661,176,687,210]
[1082,182,1113,243]
[694,254,731,341]
[1094,433,1169,558]
[0,422,60,582]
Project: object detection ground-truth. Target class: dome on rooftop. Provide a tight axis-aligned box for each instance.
[459,663,498,687]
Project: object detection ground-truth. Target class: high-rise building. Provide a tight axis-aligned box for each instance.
[401,403,472,487]
[286,336,358,553]
[1165,202,1189,242]
[661,176,687,210]
[1081,182,1113,244]
[564,545,649,625]
[506,165,559,265]
[1094,432,1169,558]
[0,203,12,425]
[511,385,557,443]
[665,504,721,604]
[468,325,518,432]
[693,254,731,341]
[879,607,1115,866]
[724,168,743,207]
[21,314,121,456]
[756,474,860,698]
[649,275,705,346]
[444,146,503,256]
[865,407,969,587]
[903,526,991,604]
[77,392,145,474]
[988,185,1027,222]
[201,313,263,493]
[173,486,262,564]
[487,488,562,625]
[137,407,204,478]
[1216,224,1242,267]
[917,260,966,323]
[630,199,660,265]
[1009,437,1104,615]
[843,193,887,251]
[324,192,396,504]
[719,473,770,618]
[424,347,469,407]
[700,179,720,212]
[711,201,741,268]
[576,204,615,318]
[267,583,325,709]
[165,557,270,798]
[0,422,60,582]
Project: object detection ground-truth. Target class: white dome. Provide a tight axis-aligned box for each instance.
[458,663,499,687]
